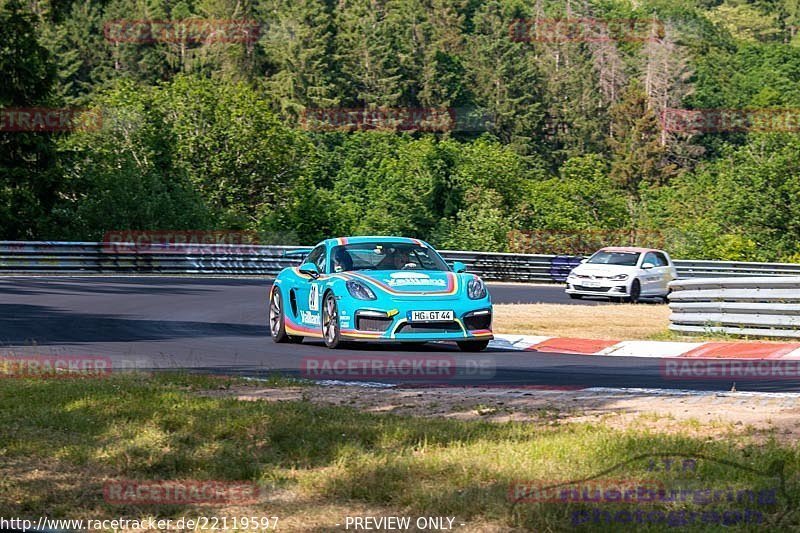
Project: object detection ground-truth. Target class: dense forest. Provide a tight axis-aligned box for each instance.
[2,0,800,260]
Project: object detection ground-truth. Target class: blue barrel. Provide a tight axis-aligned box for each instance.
[549,255,583,282]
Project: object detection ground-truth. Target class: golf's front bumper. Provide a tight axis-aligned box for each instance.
[565,275,630,297]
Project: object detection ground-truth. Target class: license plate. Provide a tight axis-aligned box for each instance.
[408,310,454,322]
[583,281,601,288]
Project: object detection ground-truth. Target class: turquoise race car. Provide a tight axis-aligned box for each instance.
[269,236,493,351]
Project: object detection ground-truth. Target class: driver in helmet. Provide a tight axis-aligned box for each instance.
[378,247,413,270]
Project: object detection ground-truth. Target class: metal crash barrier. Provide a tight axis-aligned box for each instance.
[1,241,800,281]
[668,277,800,338]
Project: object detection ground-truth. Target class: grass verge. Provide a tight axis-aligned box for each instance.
[1,372,799,531]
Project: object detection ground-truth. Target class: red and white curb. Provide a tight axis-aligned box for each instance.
[490,334,800,360]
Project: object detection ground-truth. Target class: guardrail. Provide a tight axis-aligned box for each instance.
[0,241,582,280]
[670,259,800,278]
[1,241,800,282]
[0,241,306,275]
[668,277,800,338]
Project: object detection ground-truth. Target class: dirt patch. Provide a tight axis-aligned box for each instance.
[206,385,800,444]
[492,303,670,339]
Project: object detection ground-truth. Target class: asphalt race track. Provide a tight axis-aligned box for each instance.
[0,276,797,392]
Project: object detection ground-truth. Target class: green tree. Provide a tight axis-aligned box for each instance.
[257,174,333,244]
[162,75,311,226]
[608,81,675,221]
[334,0,405,107]
[464,0,545,162]
[53,80,211,239]
[643,134,800,261]
[260,0,340,117]
[708,2,781,42]
[519,154,629,231]
[0,0,58,239]
[434,187,511,252]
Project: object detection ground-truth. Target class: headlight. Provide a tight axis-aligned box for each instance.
[346,280,376,300]
[467,278,487,299]
[609,274,629,281]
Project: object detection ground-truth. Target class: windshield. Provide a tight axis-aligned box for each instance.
[330,242,449,272]
[586,251,641,267]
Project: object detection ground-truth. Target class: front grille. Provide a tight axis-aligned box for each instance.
[356,316,393,332]
[464,314,491,331]
[396,322,462,334]
[574,285,611,292]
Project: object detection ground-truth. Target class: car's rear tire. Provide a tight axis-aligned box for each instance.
[457,340,490,352]
[269,288,302,343]
[626,279,642,304]
[322,292,343,349]
[569,294,583,300]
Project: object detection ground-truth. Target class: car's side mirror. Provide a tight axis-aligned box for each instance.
[452,261,467,273]
[299,262,320,278]
[642,262,655,269]
[580,258,588,264]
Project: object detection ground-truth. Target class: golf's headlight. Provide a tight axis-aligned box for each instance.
[468,278,487,299]
[346,280,376,300]
[609,274,629,281]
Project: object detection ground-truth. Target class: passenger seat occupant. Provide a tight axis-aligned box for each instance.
[333,248,354,272]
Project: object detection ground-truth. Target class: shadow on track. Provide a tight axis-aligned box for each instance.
[0,304,265,345]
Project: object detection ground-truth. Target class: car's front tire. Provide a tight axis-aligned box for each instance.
[457,340,490,352]
[269,288,302,344]
[322,291,344,349]
[625,279,642,304]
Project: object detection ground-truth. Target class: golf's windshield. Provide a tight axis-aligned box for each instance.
[587,251,641,266]
[331,242,449,272]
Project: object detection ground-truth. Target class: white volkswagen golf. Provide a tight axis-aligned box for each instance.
[565,247,677,303]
